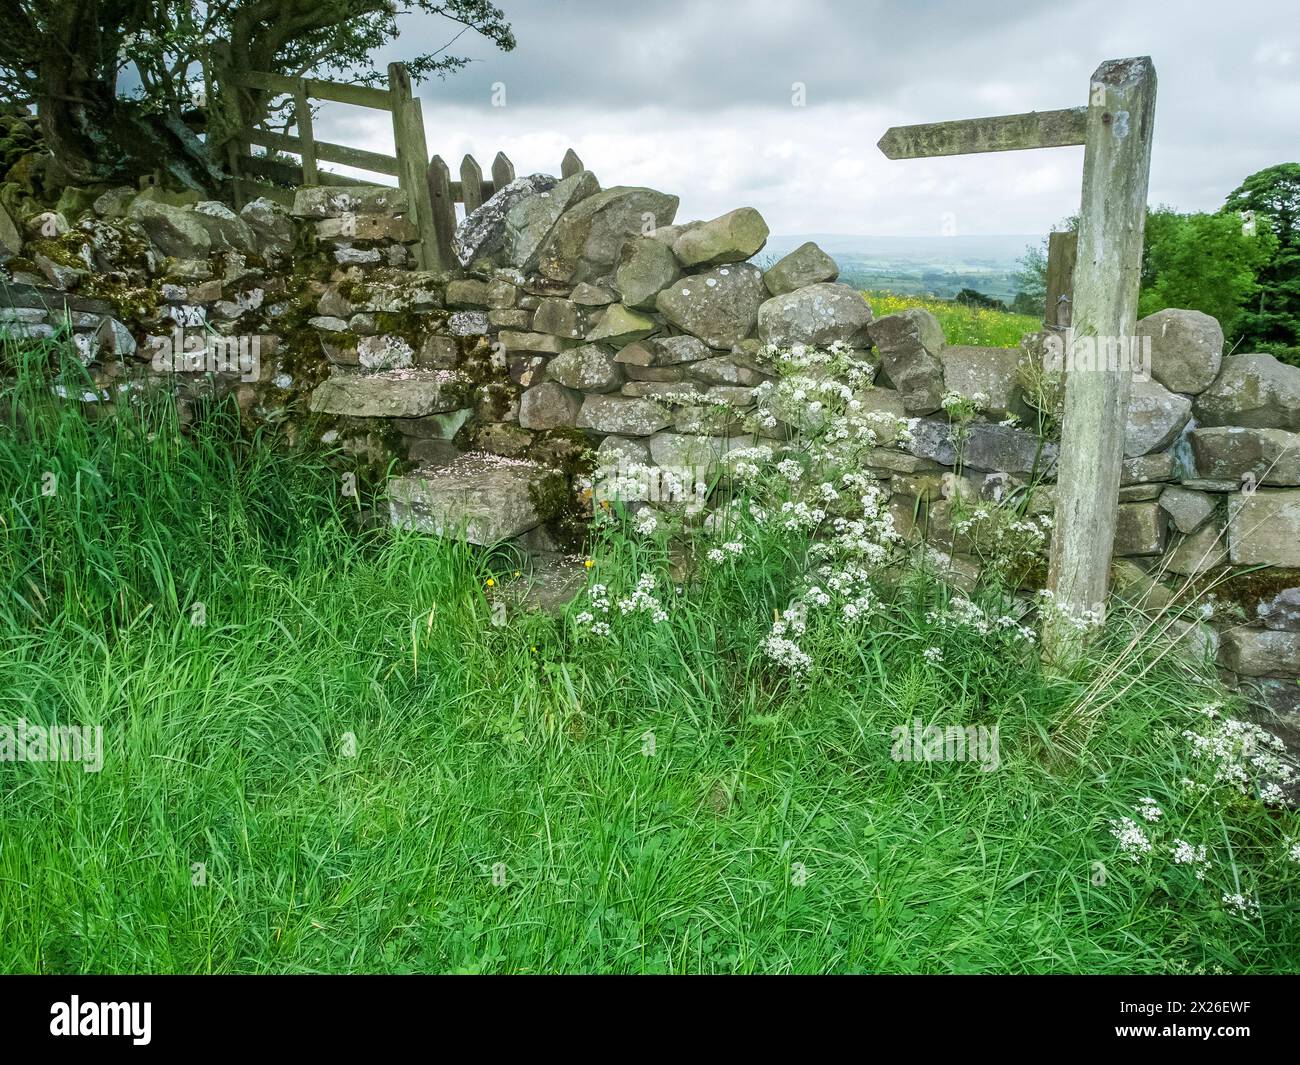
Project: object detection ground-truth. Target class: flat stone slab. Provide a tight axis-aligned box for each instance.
[388,452,546,545]
[309,369,469,418]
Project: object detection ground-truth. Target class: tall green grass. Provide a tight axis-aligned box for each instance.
[0,336,1296,973]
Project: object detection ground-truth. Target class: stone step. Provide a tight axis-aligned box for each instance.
[388,452,547,545]
[309,368,469,418]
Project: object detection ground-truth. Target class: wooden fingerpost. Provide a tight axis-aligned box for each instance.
[1042,57,1157,668]
[877,56,1157,670]
[387,62,443,271]
[460,154,485,214]
[426,155,457,270]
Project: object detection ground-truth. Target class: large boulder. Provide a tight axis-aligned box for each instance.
[762,241,838,296]
[538,186,679,284]
[671,207,769,268]
[454,173,558,267]
[867,308,944,414]
[586,304,657,346]
[1194,353,1300,431]
[759,282,874,350]
[905,418,1058,475]
[127,199,211,259]
[1123,376,1192,456]
[503,170,600,270]
[389,454,544,545]
[1135,308,1223,394]
[1189,426,1300,486]
[655,263,767,349]
[614,237,681,309]
[309,370,468,418]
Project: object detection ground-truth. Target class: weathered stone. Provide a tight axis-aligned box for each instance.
[416,335,460,369]
[572,282,616,306]
[1113,501,1168,557]
[192,201,256,252]
[624,364,686,382]
[1111,558,1175,611]
[577,394,672,436]
[509,355,547,388]
[1164,519,1228,575]
[671,207,769,267]
[489,309,533,330]
[1166,619,1220,669]
[1159,485,1217,533]
[239,197,294,255]
[1122,451,1176,485]
[453,173,559,267]
[866,448,941,475]
[393,409,473,440]
[473,422,535,458]
[1119,484,1164,502]
[1135,308,1223,394]
[615,237,681,309]
[315,214,416,244]
[904,417,1059,475]
[0,203,23,262]
[446,279,493,308]
[547,344,623,393]
[597,434,651,466]
[309,315,350,333]
[762,241,838,296]
[758,282,874,350]
[688,356,768,387]
[648,431,743,474]
[1189,426,1300,486]
[518,381,582,430]
[447,311,491,337]
[857,386,908,444]
[1124,376,1192,457]
[503,170,600,270]
[621,380,704,399]
[866,308,944,413]
[533,298,585,339]
[389,453,545,545]
[309,369,468,417]
[939,345,1027,420]
[92,186,137,220]
[1258,588,1300,631]
[486,279,519,309]
[538,186,679,284]
[1229,490,1300,567]
[1195,353,1300,431]
[1219,628,1300,678]
[615,335,711,367]
[93,317,136,358]
[357,334,415,371]
[655,263,766,349]
[706,384,756,406]
[587,304,657,346]
[127,199,211,259]
[291,185,406,219]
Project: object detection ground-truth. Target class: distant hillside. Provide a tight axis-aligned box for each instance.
[759,234,1044,304]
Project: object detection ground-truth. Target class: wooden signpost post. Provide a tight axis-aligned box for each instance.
[878,57,1157,668]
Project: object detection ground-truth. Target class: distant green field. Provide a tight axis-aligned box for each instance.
[865,290,1041,349]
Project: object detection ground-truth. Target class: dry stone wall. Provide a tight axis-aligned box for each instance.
[2,170,1300,737]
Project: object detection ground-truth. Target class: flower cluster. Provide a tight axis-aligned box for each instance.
[574,574,670,637]
[1170,839,1211,880]
[1180,704,1295,804]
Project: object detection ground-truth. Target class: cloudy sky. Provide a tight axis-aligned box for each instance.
[311,0,1299,239]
